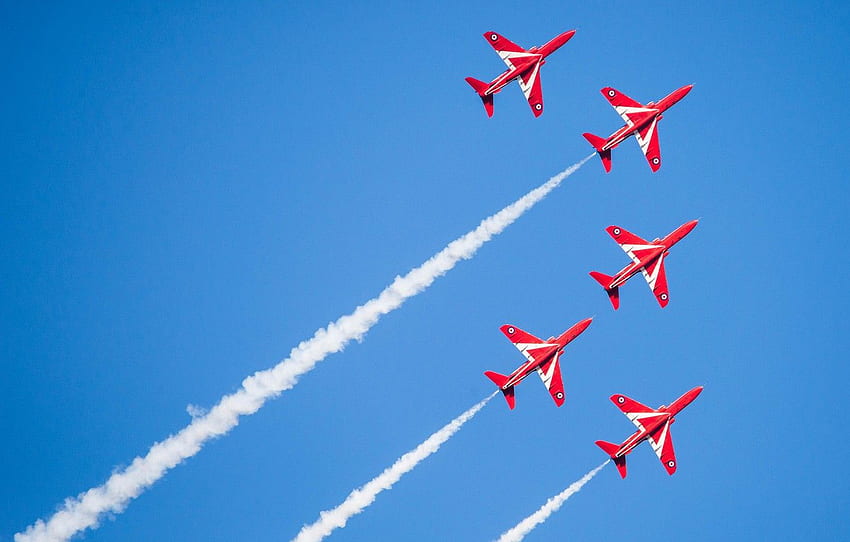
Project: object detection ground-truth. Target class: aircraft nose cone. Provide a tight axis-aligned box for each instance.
[681,219,699,234]
[669,84,693,103]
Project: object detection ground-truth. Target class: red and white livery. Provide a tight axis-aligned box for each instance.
[583,84,693,172]
[596,386,703,478]
[465,30,576,118]
[484,318,592,409]
[589,220,698,309]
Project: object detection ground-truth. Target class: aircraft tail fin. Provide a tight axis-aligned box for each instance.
[595,440,627,478]
[589,272,620,310]
[465,77,489,95]
[582,133,612,172]
[465,77,494,117]
[484,371,516,409]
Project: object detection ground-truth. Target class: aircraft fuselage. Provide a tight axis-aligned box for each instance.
[608,220,698,289]
[482,30,576,96]
[600,85,693,151]
[615,412,671,457]
[501,344,559,389]
[485,55,542,95]
[612,386,702,458]
[497,318,592,390]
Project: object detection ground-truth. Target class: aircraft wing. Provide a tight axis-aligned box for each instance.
[518,64,544,117]
[536,352,565,406]
[601,87,658,127]
[605,225,662,264]
[483,31,529,70]
[610,394,665,432]
[500,324,558,363]
[635,118,662,171]
[647,421,677,475]
[641,255,670,307]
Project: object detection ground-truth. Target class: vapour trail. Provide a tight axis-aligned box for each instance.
[494,460,609,542]
[15,154,593,542]
[292,392,496,542]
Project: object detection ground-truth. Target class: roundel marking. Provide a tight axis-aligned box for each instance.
[613,228,621,235]
[556,392,564,399]
[608,89,616,97]
[534,103,542,110]
[660,293,668,300]
[507,326,515,334]
[667,460,676,468]
[652,157,660,165]
[490,33,498,41]
[617,396,625,404]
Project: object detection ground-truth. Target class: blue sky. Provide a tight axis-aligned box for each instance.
[2,1,849,540]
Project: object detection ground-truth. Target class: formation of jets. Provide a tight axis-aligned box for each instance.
[466,29,693,173]
[466,29,703,479]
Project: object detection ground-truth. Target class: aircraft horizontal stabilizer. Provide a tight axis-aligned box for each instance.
[582,133,612,172]
[465,77,494,117]
[465,77,489,95]
[582,132,606,151]
[595,440,627,478]
[595,440,619,457]
[598,150,612,173]
[484,371,515,409]
[589,272,620,309]
[589,271,613,289]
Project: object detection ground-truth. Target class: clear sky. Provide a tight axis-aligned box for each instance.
[2,1,849,541]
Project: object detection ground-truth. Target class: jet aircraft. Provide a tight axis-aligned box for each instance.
[465,30,576,118]
[583,84,693,172]
[595,386,703,478]
[484,318,592,409]
[589,220,698,309]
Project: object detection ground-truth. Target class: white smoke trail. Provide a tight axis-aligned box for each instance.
[494,460,609,542]
[15,155,592,542]
[292,392,496,542]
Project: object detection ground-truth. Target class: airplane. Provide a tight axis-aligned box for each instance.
[582,84,693,172]
[589,219,698,309]
[595,386,703,478]
[465,29,576,118]
[484,318,592,409]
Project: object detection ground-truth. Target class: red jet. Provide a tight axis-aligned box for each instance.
[595,386,703,478]
[590,220,698,309]
[583,84,693,172]
[484,318,592,409]
[465,30,576,118]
